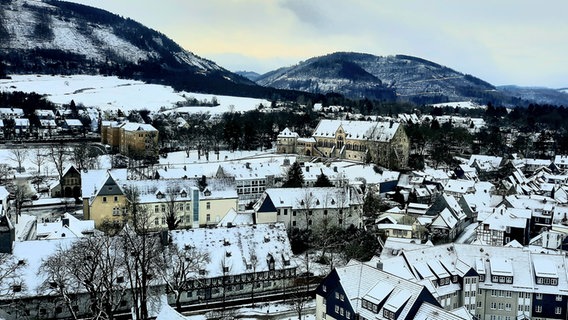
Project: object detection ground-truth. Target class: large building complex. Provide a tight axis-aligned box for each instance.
[101,121,159,160]
[277,119,409,169]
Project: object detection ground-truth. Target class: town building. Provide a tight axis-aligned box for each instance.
[377,241,568,320]
[254,186,363,229]
[167,223,297,307]
[82,169,238,229]
[276,119,410,169]
[315,260,448,320]
[101,121,159,160]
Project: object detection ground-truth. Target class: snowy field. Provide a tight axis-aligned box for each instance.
[429,101,484,109]
[0,145,281,184]
[0,74,271,115]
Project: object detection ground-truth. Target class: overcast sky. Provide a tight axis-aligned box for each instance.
[71,0,567,88]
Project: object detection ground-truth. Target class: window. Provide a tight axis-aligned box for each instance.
[490,302,496,309]
[346,311,351,319]
[55,307,63,314]
[154,218,159,226]
[557,295,563,301]
[102,196,107,203]
[161,204,165,212]
[505,303,511,311]
[206,202,211,210]
[556,307,562,315]
[114,196,118,202]
[536,293,543,300]
[206,214,211,222]
[335,305,339,313]
[498,302,503,310]
[155,205,159,213]
[535,305,542,313]
[284,209,288,215]
[335,292,340,299]
[117,276,124,283]
[112,207,121,216]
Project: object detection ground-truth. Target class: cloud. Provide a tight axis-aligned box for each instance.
[64,0,568,87]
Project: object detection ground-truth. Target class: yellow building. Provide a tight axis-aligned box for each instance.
[101,121,159,160]
[277,120,410,169]
[82,170,238,230]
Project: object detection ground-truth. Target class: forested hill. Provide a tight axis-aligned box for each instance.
[256,52,523,105]
[0,0,303,99]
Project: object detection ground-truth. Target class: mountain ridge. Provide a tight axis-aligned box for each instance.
[255,52,506,105]
[0,0,291,98]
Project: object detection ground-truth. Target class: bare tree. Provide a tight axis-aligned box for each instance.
[0,253,24,298]
[72,143,97,171]
[161,244,209,311]
[9,148,28,173]
[298,189,316,229]
[40,236,128,320]
[248,246,259,307]
[30,149,47,175]
[49,143,70,181]
[39,247,81,320]
[12,181,33,224]
[120,186,165,320]
[312,216,341,272]
[291,285,308,320]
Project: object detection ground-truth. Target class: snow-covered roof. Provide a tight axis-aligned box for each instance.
[312,119,401,142]
[14,118,29,126]
[277,127,298,138]
[36,213,96,240]
[64,118,83,126]
[259,187,361,210]
[334,261,432,320]
[169,223,295,278]
[444,179,475,195]
[119,122,157,132]
[379,242,568,296]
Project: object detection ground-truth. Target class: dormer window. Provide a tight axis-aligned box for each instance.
[180,191,187,198]
[156,191,164,199]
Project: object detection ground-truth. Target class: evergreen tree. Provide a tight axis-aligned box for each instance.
[283,161,304,188]
[313,172,333,187]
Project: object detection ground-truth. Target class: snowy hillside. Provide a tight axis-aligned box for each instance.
[0,0,262,97]
[0,75,271,115]
[256,52,497,104]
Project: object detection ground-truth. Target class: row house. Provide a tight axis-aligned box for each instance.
[315,260,454,320]
[81,169,238,229]
[0,224,296,319]
[475,205,531,246]
[254,186,364,230]
[376,242,568,320]
[168,223,297,307]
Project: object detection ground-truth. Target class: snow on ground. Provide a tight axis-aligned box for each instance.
[158,149,278,167]
[430,101,484,109]
[0,75,270,114]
